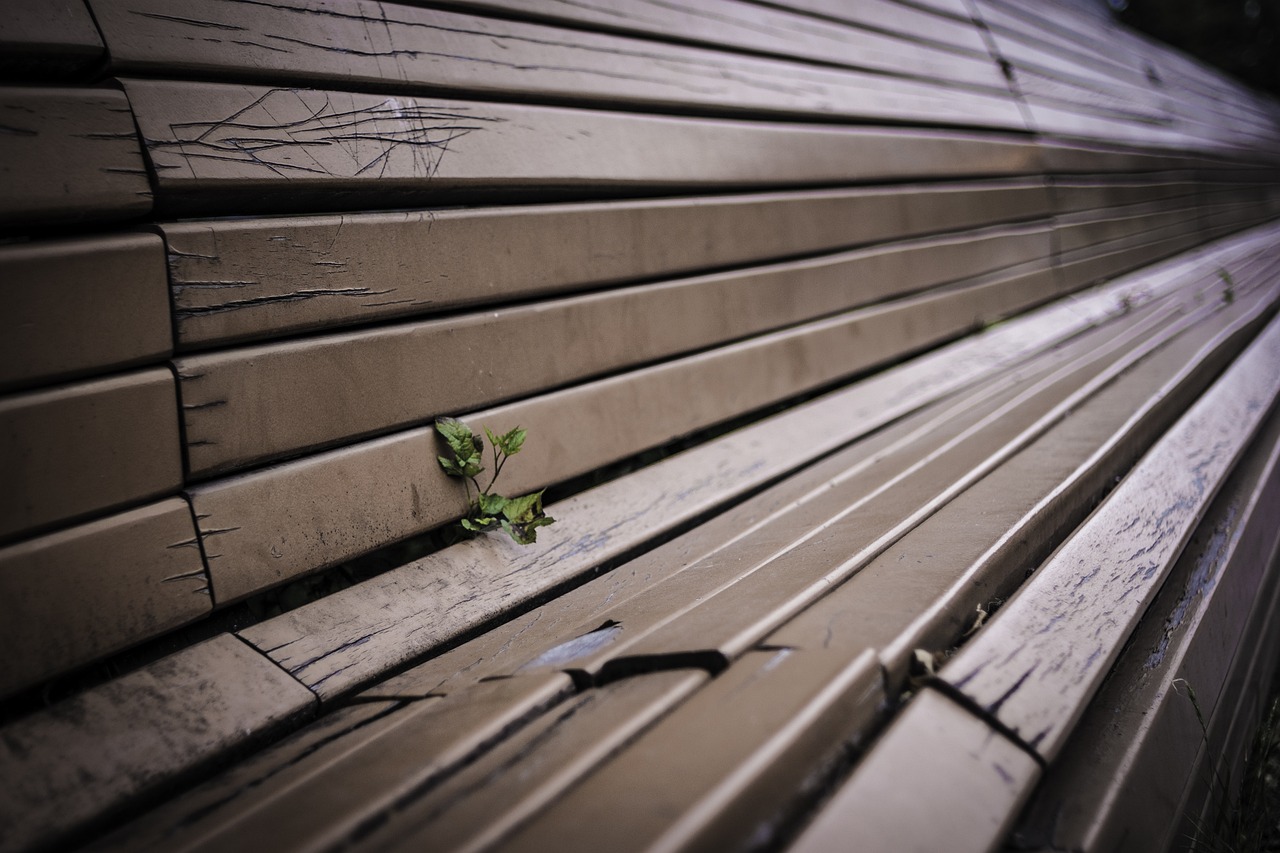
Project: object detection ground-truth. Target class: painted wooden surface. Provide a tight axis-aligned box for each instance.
[0,368,182,542]
[0,0,104,78]
[0,635,316,853]
[0,234,171,392]
[163,181,1052,348]
[90,0,1026,130]
[489,649,883,853]
[177,224,1050,476]
[233,235,1270,700]
[941,314,1280,761]
[0,87,151,227]
[123,79,1044,216]
[0,498,210,699]
[1013,406,1280,853]
[788,689,1039,853]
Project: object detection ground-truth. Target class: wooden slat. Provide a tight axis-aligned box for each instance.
[393,0,1009,89]
[80,674,573,853]
[1012,406,1280,853]
[788,689,1039,853]
[85,701,403,853]
[767,263,1279,685]
[0,0,104,79]
[91,0,1025,129]
[940,313,1280,761]
[123,79,1043,216]
[0,87,151,228]
[0,233,171,392]
[1049,176,1198,214]
[193,259,1062,604]
[0,498,210,700]
[489,649,883,853]
[763,0,986,54]
[0,368,183,542]
[178,224,1051,477]
[233,231,1275,700]
[0,634,316,853]
[164,181,1052,348]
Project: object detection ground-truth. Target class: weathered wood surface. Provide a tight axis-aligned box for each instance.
[768,0,987,54]
[84,701,403,853]
[0,234,171,392]
[192,260,1060,603]
[770,260,1280,686]
[123,79,1044,216]
[91,0,1025,129]
[164,181,1052,348]
[941,313,1280,761]
[0,368,182,542]
[0,87,151,227]
[0,0,104,79]
[234,231,1273,700]
[0,498,210,700]
[1049,176,1198,213]
[178,224,1051,476]
[489,650,883,853]
[1012,405,1280,853]
[395,0,1005,88]
[0,635,316,853]
[788,689,1039,853]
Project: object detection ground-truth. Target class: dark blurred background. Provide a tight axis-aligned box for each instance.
[1111,0,1280,97]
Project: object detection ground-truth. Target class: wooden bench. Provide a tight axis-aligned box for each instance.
[2,1,1280,851]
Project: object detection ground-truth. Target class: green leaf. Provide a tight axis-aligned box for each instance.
[460,515,497,531]
[502,513,555,545]
[496,426,527,457]
[477,492,509,516]
[436,417,484,477]
[438,455,462,477]
[501,490,544,524]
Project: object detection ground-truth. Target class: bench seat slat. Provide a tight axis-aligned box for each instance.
[163,181,1052,348]
[176,224,1052,477]
[1013,404,1280,853]
[0,0,104,79]
[0,87,151,228]
[0,498,211,700]
[0,368,183,542]
[0,234,172,393]
[941,311,1280,761]
[123,79,1044,217]
[0,635,316,853]
[91,0,1025,128]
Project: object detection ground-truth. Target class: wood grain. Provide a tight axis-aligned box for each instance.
[0,635,315,853]
[0,87,151,228]
[0,0,104,78]
[941,314,1280,761]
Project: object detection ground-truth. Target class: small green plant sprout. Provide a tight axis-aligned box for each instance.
[1218,267,1236,304]
[435,418,555,545]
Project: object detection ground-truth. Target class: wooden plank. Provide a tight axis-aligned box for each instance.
[232,232,1275,700]
[87,701,403,853]
[0,497,210,700]
[123,79,1044,216]
[0,0,104,79]
[1012,405,1280,853]
[193,259,1062,604]
[940,313,1280,761]
[0,233,171,392]
[0,368,183,542]
[164,181,1052,348]
[788,689,1039,853]
[82,674,573,853]
[553,279,1262,678]
[1049,176,1198,214]
[91,0,1024,129]
[490,649,883,853]
[765,265,1279,685]
[1054,202,1201,254]
[389,0,1009,89]
[0,87,150,228]
[0,634,316,853]
[763,0,987,53]
[343,671,708,852]
[178,224,1051,476]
